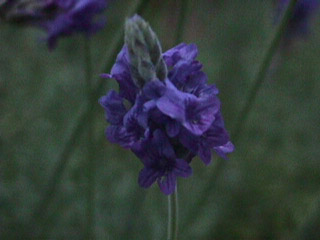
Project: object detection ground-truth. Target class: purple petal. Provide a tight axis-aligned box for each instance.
[201,119,230,147]
[163,43,198,67]
[152,129,176,160]
[123,95,146,130]
[197,84,219,98]
[179,129,200,153]
[183,96,219,135]
[214,141,235,159]
[180,71,208,96]
[173,159,192,177]
[157,80,219,135]
[106,125,142,149]
[157,95,185,122]
[99,90,126,125]
[156,79,187,122]
[43,0,107,49]
[158,172,176,195]
[143,100,157,112]
[198,147,212,165]
[100,73,112,79]
[110,46,139,103]
[166,119,180,137]
[142,80,166,100]
[168,60,202,89]
[138,168,160,188]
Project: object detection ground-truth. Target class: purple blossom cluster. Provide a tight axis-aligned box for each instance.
[42,0,107,49]
[100,43,234,195]
[277,0,319,40]
[0,0,107,49]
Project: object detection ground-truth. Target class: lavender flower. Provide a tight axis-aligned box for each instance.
[276,0,320,41]
[99,15,234,195]
[134,129,192,195]
[0,0,107,49]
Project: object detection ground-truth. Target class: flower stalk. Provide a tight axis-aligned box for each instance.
[84,38,96,240]
[167,187,179,240]
[175,0,189,44]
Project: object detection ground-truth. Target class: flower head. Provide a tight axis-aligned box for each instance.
[276,0,320,41]
[99,15,234,195]
[0,0,107,49]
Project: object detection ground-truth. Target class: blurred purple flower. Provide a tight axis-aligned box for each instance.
[99,43,234,195]
[0,0,107,49]
[277,0,320,40]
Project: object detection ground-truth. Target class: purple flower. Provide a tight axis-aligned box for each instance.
[43,0,107,49]
[99,16,234,194]
[156,79,220,136]
[277,0,320,41]
[179,112,233,165]
[134,130,192,195]
[0,0,108,49]
[100,43,234,194]
[99,90,146,149]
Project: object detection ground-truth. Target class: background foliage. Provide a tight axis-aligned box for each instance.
[1,0,320,239]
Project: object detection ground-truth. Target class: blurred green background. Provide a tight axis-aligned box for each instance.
[1,0,320,239]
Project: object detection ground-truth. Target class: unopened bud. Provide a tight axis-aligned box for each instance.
[125,14,167,88]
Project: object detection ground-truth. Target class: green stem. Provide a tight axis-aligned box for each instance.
[232,0,297,142]
[84,38,92,93]
[295,195,320,240]
[181,0,298,232]
[32,106,91,219]
[175,0,189,44]
[84,38,96,240]
[32,0,152,233]
[167,187,179,240]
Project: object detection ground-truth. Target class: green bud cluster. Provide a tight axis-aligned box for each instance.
[125,14,167,88]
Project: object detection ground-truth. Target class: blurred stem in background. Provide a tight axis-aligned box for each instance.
[232,0,297,142]
[84,38,96,240]
[295,195,320,240]
[181,0,298,232]
[31,0,152,237]
[175,0,189,44]
[167,187,179,240]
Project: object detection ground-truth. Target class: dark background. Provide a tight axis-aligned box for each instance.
[1,0,320,239]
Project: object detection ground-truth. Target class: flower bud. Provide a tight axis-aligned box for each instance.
[125,14,167,88]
